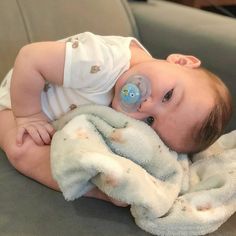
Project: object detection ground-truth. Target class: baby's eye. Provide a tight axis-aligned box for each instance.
[162,89,174,103]
[144,116,154,126]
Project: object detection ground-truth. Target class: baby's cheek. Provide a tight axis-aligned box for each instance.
[111,96,150,124]
[125,112,147,121]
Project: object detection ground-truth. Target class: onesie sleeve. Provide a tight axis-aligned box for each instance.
[63,32,116,94]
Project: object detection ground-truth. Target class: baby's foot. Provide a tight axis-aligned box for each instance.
[108,196,129,207]
[85,187,128,207]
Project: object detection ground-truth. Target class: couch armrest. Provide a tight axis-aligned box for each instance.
[129,0,236,131]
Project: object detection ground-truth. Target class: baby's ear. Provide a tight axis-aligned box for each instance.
[166,54,201,68]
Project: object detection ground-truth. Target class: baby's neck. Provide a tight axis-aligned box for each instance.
[129,41,153,67]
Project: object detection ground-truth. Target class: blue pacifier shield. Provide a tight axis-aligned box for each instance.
[119,75,151,113]
[120,83,141,104]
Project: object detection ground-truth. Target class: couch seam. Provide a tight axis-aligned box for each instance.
[121,0,140,39]
[15,0,31,43]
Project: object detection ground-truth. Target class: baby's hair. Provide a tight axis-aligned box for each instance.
[193,68,233,153]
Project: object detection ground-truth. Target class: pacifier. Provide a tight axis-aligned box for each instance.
[119,75,151,112]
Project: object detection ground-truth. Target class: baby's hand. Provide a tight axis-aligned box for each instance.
[15,112,55,146]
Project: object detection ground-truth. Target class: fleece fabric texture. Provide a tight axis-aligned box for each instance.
[50,105,236,236]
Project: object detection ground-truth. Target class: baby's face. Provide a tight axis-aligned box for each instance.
[112,60,215,153]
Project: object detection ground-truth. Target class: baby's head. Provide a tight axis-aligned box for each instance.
[187,67,232,153]
[112,54,233,153]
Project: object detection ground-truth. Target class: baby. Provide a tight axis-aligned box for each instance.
[0,32,232,205]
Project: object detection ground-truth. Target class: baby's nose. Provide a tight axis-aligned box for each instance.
[138,97,155,112]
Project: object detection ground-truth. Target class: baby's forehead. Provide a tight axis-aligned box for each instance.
[184,68,217,92]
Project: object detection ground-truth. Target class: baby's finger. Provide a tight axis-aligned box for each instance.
[44,123,55,137]
[16,127,26,146]
[35,125,52,145]
[26,126,45,146]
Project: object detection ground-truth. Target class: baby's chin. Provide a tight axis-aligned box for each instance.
[111,95,127,114]
[111,97,119,111]
[111,101,128,116]
[111,102,146,123]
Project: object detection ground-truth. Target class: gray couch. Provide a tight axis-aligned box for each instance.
[0,0,235,235]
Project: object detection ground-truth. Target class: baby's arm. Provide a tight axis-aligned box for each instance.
[11,42,66,145]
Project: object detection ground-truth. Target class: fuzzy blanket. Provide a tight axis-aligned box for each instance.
[50,105,236,236]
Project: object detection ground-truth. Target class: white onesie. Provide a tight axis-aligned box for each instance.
[0,32,150,120]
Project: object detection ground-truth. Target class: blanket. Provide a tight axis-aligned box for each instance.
[50,105,236,236]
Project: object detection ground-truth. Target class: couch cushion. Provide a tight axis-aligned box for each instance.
[0,150,148,236]
[0,0,29,80]
[0,148,236,235]
[0,0,138,82]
